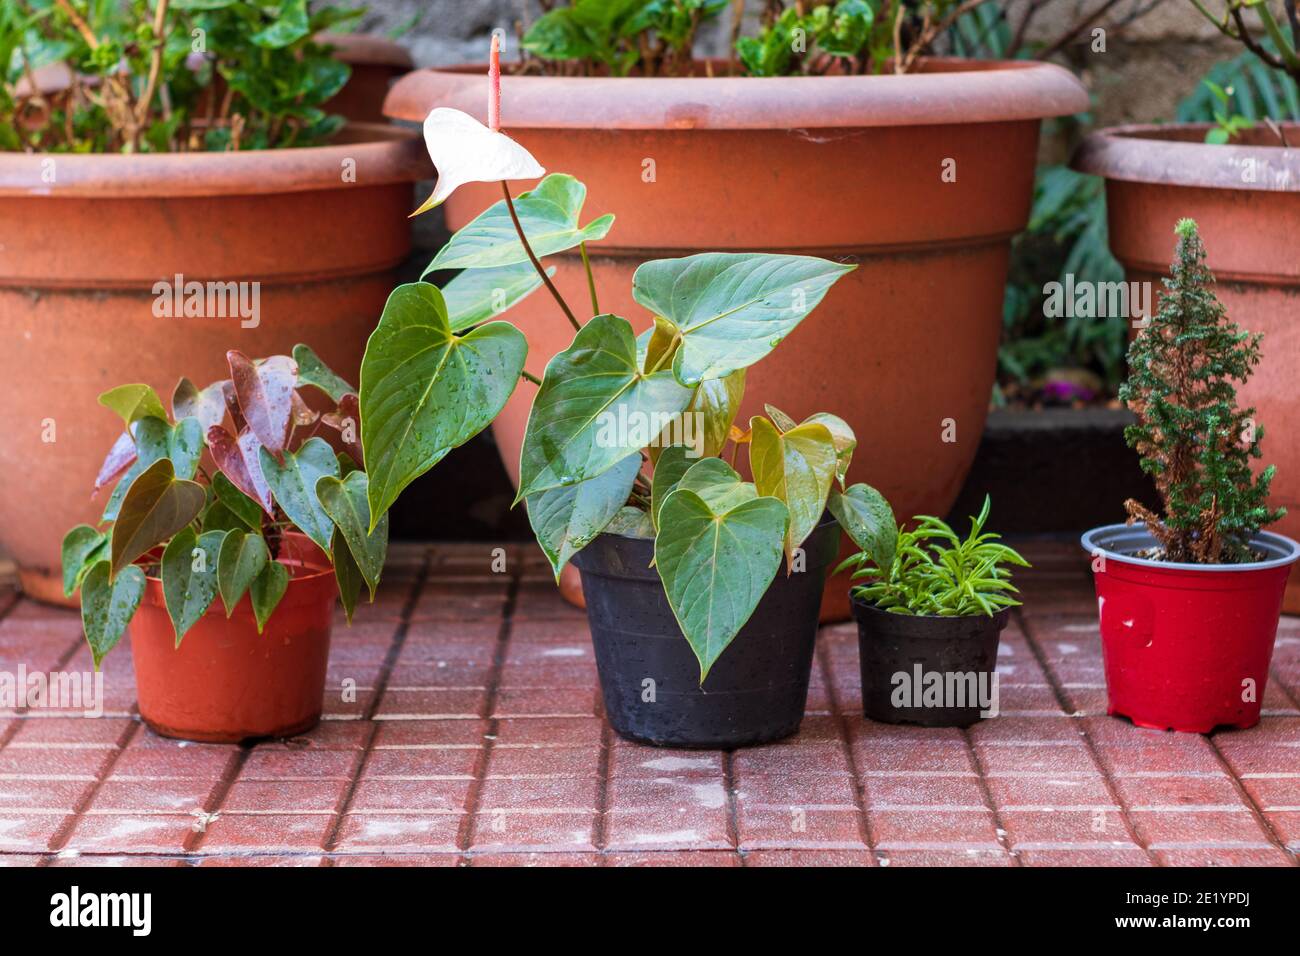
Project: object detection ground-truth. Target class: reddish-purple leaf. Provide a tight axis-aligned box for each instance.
[206,425,273,514]
[93,430,137,496]
[172,377,227,432]
[290,390,320,427]
[227,351,296,460]
[221,380,247,433]
[322,393,363,467]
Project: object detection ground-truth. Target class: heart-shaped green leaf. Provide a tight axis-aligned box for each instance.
[676,457,757,512]
[98,383,168,427]
[161,528,225,646]
[441,261,553,332]
[228,351,296,459]
[79,561,145,669]
[631,253,856,385]
[110,458,206,575]
[101,417,171,521]
[605,505,654,538]
[171,377,227,431]
[424,174,614,273]
[527,452,641,580]
[250,559,289,634]
[360,282,528,529]
[654,489,788,684]
[829,482,897,570]
[331,528,365,624]
[764,404,799,433]
[292,344,355,402]
[316,471,388,599]
[168,417,203,480]
[749,416,838,563]
[518,314,693,501]
[211,470,263,531]
[650,445,694,532]
[802,412,856,485]
[217,529,269,616]
[62,525,107,598]
[259,438,339,554]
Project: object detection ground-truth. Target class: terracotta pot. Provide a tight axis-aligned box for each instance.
[322,33,414,124]
[0,124,430,605]
[130,533,336,743]
[385,58,1088,620]
[1081,524,1299,733]
[1074,123,1300,613]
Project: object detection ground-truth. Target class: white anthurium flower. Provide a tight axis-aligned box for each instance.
[411,107,545,217]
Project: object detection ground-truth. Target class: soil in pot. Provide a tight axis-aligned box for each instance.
[1081,523,1299,734]
[129,533,336,744]
[387,58,1089,622]
[851,596,1008,728]
[573,518,841,748]
[1074,123,1300,612]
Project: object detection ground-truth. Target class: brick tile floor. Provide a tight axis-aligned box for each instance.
[0,539,1297,867]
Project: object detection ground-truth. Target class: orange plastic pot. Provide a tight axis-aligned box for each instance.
[130,533,335,743]
[385,59,1088,619]
[1075,124,1300,613]
[0,124,430,606]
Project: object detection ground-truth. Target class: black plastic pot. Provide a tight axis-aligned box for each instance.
[851,595,1009,728]
[573,517,841,748]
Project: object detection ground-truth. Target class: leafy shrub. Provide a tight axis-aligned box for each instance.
[835,490,1029,616]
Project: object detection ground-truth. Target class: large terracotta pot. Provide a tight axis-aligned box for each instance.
[323,33,414,124]
[387,59,1087,620]
[0,124,430,605]
[131,533,335,743]
[1074,123,1300,613]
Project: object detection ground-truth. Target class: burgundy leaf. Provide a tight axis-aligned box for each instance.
[321,393,363,467]
[227,351,296,460]
[221,380,247,433]
[206,425,273,514]
[93,429,136,496]
[172,377,228,431]
[290,390,320,427]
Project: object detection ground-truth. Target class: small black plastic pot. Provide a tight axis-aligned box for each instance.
[851,595,1009,728]
[573,517,841,749]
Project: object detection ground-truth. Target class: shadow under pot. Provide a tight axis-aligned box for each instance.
[851,596,1009,728]
[573,518,841,749]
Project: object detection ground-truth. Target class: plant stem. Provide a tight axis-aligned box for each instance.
[500,181,580,332]
[579,242,600,316]
[521,369,542,386]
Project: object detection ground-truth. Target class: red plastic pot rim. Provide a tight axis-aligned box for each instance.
[1080,523,1300,574]
[0,123,432,199]
[1073,123,1300,193]
[384,57,1088,130]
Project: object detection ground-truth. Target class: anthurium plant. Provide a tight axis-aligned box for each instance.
[357,37,862,682]
[62,345,386,667]
[835,489,1029,616]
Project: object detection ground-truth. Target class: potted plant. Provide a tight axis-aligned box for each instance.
[357,39,870,746]
[0,0,428,605]
[836,488,1028,727]
[1081,219,1298,734]
[381,1,1089,619]
[61,344,386,743]
[1074,0,1300,610]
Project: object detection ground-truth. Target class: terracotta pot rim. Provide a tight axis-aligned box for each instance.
[322,32,414,70]
[384,56,1088,130]
[0,122,431,198]
[1073,122,1300,193]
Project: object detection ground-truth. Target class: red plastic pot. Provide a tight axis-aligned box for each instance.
[1081,523,1299,733]
[129,533,336,743]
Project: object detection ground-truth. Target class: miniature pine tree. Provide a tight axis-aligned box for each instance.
[1119,218,1284,563]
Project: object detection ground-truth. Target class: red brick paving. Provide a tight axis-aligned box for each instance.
[0,539,1296,866]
